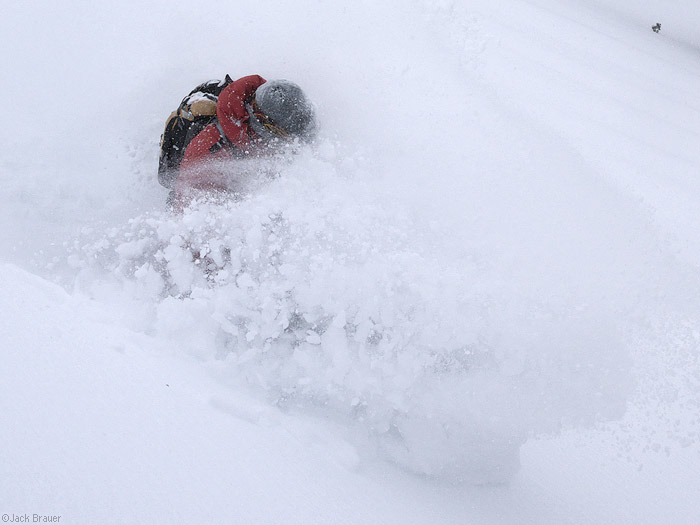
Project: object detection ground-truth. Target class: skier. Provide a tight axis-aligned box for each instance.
[158,74,316,208]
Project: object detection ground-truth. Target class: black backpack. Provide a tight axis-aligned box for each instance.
[158,75,233,189]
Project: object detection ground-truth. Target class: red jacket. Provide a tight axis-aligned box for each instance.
[175,74,266,206]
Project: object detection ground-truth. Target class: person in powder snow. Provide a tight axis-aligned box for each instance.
[158,74,316,208]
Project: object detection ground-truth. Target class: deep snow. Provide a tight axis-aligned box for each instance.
[2,0,700,523]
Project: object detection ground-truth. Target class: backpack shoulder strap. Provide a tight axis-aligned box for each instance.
[211,120,246,158]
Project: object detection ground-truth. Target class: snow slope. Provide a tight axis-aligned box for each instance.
[2,0,700,523]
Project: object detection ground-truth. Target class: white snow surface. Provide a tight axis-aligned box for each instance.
[2,0,700,523]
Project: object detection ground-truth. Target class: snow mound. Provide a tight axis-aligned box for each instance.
[66,146,631,483]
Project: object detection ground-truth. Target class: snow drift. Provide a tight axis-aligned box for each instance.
[64,133,649,482]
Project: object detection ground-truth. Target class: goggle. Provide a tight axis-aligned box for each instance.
[251,96,290,138]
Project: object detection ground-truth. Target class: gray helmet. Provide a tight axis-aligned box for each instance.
[248,80,317,142]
